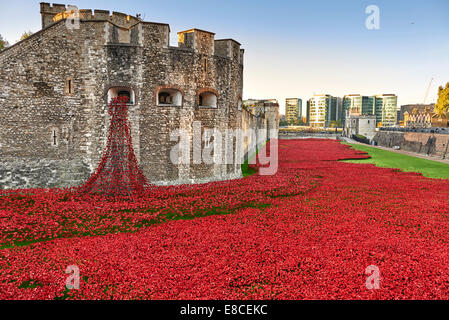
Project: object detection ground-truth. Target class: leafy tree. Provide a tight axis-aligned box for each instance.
[435,82,449,116]
[0,34,9,51]
[279,119,289,127]
[288,119,301,126]
[20,31,33,41]
[329,120,342,128]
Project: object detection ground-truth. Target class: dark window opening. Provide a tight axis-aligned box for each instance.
[198,91,217,108]
[66,78,74,95]
[108,87,135,104]
[52,130,58,146]
[118,90,131,100]
[157,89,182,106]
[158,92,173,105]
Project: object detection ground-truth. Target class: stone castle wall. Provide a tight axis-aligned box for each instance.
[0,20,91,188]
[0,4,277,189]
[241,108,267,161]
[374,131,449,158]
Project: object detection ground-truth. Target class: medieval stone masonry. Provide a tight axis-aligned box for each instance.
[0,3,278,189]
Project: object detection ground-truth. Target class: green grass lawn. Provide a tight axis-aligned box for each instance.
[342,142,449,180]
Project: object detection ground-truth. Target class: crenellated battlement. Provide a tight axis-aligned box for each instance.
[176,29,243,63]
[40,2,67,28]
[40,3,141,29]
[38,3,243,63]
[40,2,66,13]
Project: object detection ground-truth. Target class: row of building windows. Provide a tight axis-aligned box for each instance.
[108,87,223,109]
[65,80,234,109]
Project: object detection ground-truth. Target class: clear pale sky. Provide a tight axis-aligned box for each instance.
[1,0,448,114]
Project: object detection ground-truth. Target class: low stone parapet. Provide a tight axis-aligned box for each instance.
[374,130,449,158]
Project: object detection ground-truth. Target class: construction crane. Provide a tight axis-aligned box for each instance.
[423,77,434,104]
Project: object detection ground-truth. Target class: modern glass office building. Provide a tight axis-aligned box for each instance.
[375,94,398,126]
[342,94,397,127]
[342,95,375,117]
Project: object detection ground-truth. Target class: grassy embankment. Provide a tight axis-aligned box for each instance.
[342,142,449,179]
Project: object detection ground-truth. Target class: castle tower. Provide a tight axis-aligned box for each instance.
[0,3,252,189]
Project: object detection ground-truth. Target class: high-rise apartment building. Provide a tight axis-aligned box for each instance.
[308,94,339,128]
[285,98,302,124]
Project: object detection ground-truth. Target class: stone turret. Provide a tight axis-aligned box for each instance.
[40,2,67,28]
[177,29,215,55]
[214,39,243,64]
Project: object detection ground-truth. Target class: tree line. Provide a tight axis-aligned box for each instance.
[0,31,34,51]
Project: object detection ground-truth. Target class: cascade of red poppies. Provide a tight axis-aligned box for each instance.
[6,140,449,299]
[77,96,147,197]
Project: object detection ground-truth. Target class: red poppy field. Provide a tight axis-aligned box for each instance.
[1,139,449,300]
